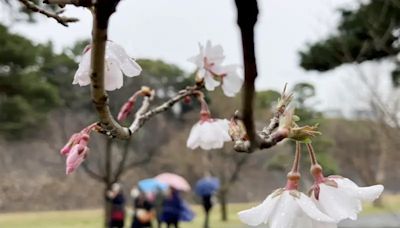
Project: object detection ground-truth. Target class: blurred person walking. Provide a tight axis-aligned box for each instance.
[106,183,126,228]
[195,176,220,228]
[131,188,155,228]
[161,187,192,228]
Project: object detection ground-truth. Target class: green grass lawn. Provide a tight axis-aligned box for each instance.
[0,195,399,228]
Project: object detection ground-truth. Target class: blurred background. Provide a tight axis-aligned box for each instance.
[1,0,400,227]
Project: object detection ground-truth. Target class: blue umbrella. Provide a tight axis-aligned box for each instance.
[195,177,220,196]
[138,178,168,193]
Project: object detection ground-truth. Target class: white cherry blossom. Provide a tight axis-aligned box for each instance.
[311,175,384,222]
[238,189,336,228]
[186,118,231,150]
[73,41,142,91]
[188,41,243,97]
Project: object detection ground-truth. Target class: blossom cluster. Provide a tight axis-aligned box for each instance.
[64,41,243,174]
[238,144,384,228]
[63,38,385,228]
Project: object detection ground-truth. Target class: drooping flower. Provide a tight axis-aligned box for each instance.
[238,188,335,228]
[304,144,384,223]
[186,111,231,150]
[238,143,336,228]
[310,165,384,222]
[73,41,142,91]
[188,41,243,97]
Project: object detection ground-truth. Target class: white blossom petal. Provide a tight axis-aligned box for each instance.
[269,192,299,228]
[334,178,384,202]
[316,183,360,222]
[221,65,243,97]
[297,192,334,223]
[238,194,279,226]
[107,42,142,77]
[186,119,230,150]
[204,40,224,64]
[204,72,220,91]
[104,58,123,91]
[355,185,384,202]
[73,50,91,86]
[186,123,201,149]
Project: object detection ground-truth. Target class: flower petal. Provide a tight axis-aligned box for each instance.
[204,40,224,65]
[334,178,384,203]
[107,41,141,77]
[204,73,220,91]
[269,191,299,228]
[238,193,280,226]
[356,185,384,202]
[104,58,123,91]
[73,50,91,86]
[296,192,334,223]
[186,123,201,149]
[316,183,361,222]
[221,65,243,97]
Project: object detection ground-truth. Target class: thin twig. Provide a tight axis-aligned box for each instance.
[129,85,201,135]
[82,162,105,182]
[18,0,78,26]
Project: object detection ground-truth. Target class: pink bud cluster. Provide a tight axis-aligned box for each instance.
[60,123,97,175]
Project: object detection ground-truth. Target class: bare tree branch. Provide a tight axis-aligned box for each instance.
[82,162,105,182]
[44,0,92,7]
[18,0,78,26]
[235,0,259,150]
[112,139,131,182]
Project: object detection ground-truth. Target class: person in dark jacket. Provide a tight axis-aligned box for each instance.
[106,183,125,228]
[131,188,154,228]
[201,194,213,228]
[161,188,183,228]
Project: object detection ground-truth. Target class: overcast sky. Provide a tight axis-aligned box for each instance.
[7,0,385,116]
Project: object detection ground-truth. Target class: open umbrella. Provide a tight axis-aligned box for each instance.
[154,173,191,192]
[195,177,220,196]
[138,178,168,193]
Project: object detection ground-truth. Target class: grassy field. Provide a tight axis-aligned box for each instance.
[0,195,399,228]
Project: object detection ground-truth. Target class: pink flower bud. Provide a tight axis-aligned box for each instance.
[117,101,134,121]
[66,144,89,175]
[60,133,79,156]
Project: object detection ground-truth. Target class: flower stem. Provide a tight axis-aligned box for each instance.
[286,142,301,190]
[291,142,301,173]
[306,143,318,165]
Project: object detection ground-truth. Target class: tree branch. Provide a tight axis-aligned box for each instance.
[129,85,201,135]
[231,86,292,153]
[18,0,78,26]
[82,162,106,182]
[44,0,92,7]
[235,0,259,150]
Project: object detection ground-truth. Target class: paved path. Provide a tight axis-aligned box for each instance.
[339,213,400,228]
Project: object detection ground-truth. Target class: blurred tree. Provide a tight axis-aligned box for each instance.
[79,59,194,226]
[299,0,400,85]
[0,24,62,137]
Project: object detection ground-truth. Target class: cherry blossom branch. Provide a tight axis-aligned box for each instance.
[18,0,78,26]
[129,85,203,135]
[90,0,131,139]
[231,86,292,153]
